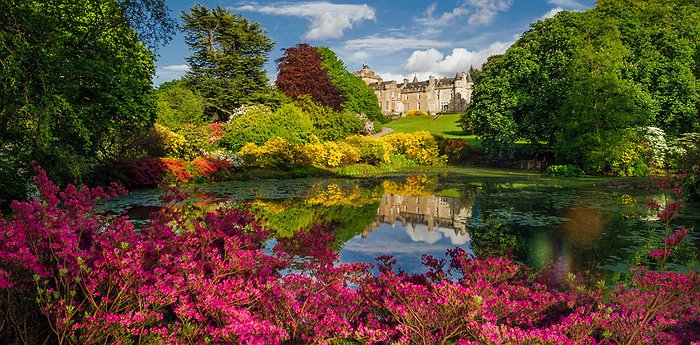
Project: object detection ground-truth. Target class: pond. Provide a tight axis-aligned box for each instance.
[102,169,700,276]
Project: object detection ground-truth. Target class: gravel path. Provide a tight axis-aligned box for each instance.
[371,127,394,137]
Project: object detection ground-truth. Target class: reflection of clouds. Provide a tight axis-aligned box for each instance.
[342,221,471,257]
[404,223,470,245]
[342,238,458,255]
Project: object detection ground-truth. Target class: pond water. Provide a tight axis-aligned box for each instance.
[102,170,700,275]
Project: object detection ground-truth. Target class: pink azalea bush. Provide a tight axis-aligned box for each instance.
[0,168,699,344]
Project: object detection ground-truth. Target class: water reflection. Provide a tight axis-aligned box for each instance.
[103,174,700,275]
[340,192,474,272]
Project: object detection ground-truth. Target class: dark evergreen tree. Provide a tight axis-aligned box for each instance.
[181,4,274,121]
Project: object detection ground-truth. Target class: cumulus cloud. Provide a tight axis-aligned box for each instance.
[237,2,375,40]
[404,41,513,75]
[540,7,564,20]
[154,64,191,85]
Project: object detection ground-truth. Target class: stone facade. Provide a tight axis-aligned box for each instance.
[354,65,474,115]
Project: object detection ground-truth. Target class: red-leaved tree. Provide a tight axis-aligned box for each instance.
[275,43,344,110]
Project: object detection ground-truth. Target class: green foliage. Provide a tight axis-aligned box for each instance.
[316,47,386,122]
[546,165,585,177]
[181,4,274,121]
[343,135,391,165]
[155,80,207,127]
[0,0,172,202]
[294,95,364,141]
[468,1,700,173]
[220,103,314,151]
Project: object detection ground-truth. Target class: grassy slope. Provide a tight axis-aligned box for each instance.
[383,114,480,147]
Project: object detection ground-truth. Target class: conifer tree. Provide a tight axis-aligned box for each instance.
[181,5,274,121]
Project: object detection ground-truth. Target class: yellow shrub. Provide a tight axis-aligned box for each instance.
[381,131,445,165]
[238,137,313,168]
[320,141,361,168]
[237,142,261,166]
[153,123,188,158]
[343,135,393,165]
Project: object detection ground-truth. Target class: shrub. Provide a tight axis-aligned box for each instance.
[383,131,445,166]
[295,95,364,141]
[405,109,428,116]
[546,164,585,177]
[435,136,471,163]
[343,135,392,165]
[221,104,315,152]
[318,141,361,168]
[238,137,313,168]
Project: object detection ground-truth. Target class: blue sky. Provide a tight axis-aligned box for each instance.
[155,0,596,86]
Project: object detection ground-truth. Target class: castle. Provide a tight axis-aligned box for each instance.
[354,65,474,115]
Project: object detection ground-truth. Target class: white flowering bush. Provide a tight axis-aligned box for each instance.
[642,126,668,168]
[206,150,244,169]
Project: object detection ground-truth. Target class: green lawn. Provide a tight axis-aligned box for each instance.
[383,113,480,147]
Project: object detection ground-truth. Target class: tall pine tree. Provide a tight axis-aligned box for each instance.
[181,5,274,121]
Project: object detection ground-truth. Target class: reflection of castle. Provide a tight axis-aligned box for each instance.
[363,194,473,245]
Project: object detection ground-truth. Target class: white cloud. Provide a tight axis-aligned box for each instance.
[466,0,514,25]
[547,0,586,10]
[343,36,453,52]
[237,2,375,40]
[154,64,191,85]
[414,0,513,30]
[540,7,564,20]
[403,40,513,75]
[161,64,190,72]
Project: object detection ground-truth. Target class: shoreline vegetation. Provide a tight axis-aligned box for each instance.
[0,168,698,344]
[2,0,699,343]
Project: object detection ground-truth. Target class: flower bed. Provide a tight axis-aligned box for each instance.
[0,169,698,344]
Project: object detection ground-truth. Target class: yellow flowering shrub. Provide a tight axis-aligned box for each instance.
[303,142,328,166]
[405,109,428,116]
[343,135,393,165]
[382,131,445,165]
[153,123,188,158]
[320,141,361,168]
[238,137,313,168]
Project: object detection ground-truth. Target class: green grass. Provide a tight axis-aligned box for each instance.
[383,114,480,147]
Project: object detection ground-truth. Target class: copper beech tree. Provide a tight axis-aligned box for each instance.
[275,43,345,111]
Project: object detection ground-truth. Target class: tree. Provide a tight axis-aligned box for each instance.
[0,0,174,203]
[275,43,344,110]
[294,95,364,141]
[181,4,274,121]
[468,0,700,173]
[316,47,385,122]
[155,80,207,128]
[554,15,652,174]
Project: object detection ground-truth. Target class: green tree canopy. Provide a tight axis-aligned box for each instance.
[0,0,174,202]
[155,80,207,128]
[316,47,385,122]
[466,0,700,174]
[181,4,275,121]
